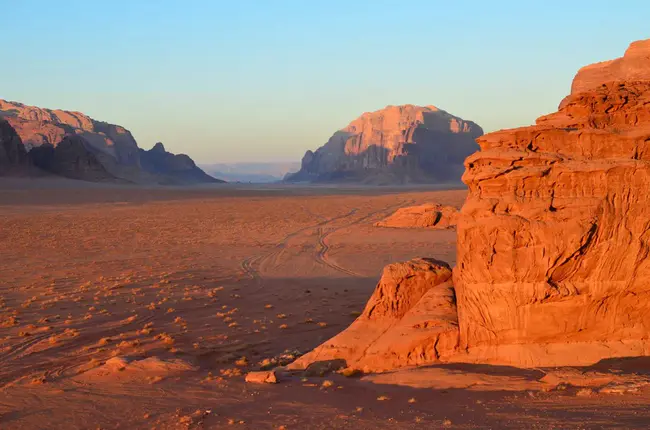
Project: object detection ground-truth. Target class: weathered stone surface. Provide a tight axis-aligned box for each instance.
[286,105,482,184]
[454,40,650,367]
[570,38,650,96]
[0,99,220,184]
[375,204,458,229]
[288,258,458,372]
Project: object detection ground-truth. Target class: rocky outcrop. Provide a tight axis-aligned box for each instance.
[286,105,483,184]
[288,258,458,372]
[570,39,650,95]
[139,142,220,184]
[291,38,650,372]
[375,204,459,229]
[455,80,650,365]
[0,99,219,184]
[29,135,114,181]
[0,119,30,175]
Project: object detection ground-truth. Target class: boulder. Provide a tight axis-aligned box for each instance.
[288,258,458,372]
[285,105,482,184]
[375,204,459,229]
[245,370,279,384]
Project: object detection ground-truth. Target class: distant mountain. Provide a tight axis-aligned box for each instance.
[285,104,483,185]
[140,142,219,185]
[0,99,221,184]
[201,162,300,183]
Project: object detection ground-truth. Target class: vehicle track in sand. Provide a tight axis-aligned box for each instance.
[238,208,359,286]
[314,200,415,277]
[239,199,415,284]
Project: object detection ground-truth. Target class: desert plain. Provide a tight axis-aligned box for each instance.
[0,180,649,429]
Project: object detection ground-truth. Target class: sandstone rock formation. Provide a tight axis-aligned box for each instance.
[0,119,30,175]
[570,39,650,95]
[289,258,458,372]
[455,44,650,367]
[375,203,459,229]
[0,99,219,184]
[290,38,650,372]
[285,105,483,184]
[139,142,220,184]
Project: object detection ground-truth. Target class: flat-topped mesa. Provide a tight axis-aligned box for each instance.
[286,104,483,184]
[455,39,650,366]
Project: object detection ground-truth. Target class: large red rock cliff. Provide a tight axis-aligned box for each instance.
[290,38,650,372]
[455,39,650,366]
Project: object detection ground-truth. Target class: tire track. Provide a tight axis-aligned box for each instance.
[238,208,359,284]
[314,200,416,277]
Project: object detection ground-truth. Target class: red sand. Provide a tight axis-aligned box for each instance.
[1,182,649,429]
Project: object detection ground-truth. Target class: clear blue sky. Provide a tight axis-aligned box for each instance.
[3,0,648,163]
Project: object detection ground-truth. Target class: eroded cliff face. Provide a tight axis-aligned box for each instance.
[0,99,218,184]
[286,105,483,184]
[454,41,650,366]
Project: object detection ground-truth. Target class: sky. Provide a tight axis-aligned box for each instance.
[3,1,649,163]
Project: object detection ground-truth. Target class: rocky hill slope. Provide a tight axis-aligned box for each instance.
[289,38,650,372]
[0,99,220,184]
[285,105,483,184]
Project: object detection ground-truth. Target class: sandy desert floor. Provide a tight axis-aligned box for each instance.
[1,182,650,429]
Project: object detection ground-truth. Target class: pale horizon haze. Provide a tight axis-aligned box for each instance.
[3,0,649,163]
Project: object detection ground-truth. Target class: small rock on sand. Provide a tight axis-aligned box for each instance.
[245,370,278,384]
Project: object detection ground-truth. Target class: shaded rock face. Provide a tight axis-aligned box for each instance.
[288,258,458,372]
[29,135,114,181]
[0,99,217,184]
[139,142,221,185]
[375,204,458,229]
[286,105,483,184]
[0,119,30,175]
[454,39,650,366]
